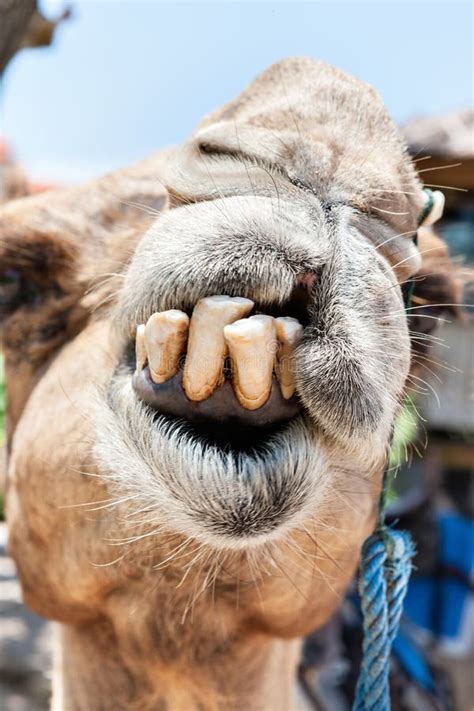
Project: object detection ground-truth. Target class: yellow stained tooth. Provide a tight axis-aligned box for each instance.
[144,310,189,384]
[275,317,303,399]
[135,324,147,373]
[223,315,276,410]
[183,295,254,401]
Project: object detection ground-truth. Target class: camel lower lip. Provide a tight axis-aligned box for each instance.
[132,366,300,429]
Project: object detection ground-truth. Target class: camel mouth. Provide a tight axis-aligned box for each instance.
[129,293,307,455]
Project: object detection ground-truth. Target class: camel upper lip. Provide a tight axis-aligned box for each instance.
[132,365,300,430]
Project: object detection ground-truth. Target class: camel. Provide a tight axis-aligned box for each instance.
[0,58,458,710]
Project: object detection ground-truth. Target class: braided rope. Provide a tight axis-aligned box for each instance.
[353,528,415,711]
[354,535,390,711]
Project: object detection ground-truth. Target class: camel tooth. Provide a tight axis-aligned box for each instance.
[183,295,254,401]
[275,317,303,399]
[223,315,276,410]
[135,324,147,373]
[144,310,189,384]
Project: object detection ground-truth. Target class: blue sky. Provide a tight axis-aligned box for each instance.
[1,0,472,183]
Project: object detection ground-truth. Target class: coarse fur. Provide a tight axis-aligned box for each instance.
[1,58,459,710]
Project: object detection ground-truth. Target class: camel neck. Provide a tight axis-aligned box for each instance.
[52,621,303,710]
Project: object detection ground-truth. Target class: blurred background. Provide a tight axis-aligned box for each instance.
[0,1,472,710]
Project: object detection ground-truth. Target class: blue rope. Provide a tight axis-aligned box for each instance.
[353,526,415,711]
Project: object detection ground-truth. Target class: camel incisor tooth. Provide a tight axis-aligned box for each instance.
[275,316,303,399]
[223,315,277,410]
[144,310,189,384]
[135,324,147,373]
[183,295,254,401]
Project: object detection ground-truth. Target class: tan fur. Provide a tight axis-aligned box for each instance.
[1,59,458,710]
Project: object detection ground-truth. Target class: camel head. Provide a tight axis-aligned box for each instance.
[1,58,458,709]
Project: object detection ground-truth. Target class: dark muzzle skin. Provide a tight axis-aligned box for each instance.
[133,367,300,429]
